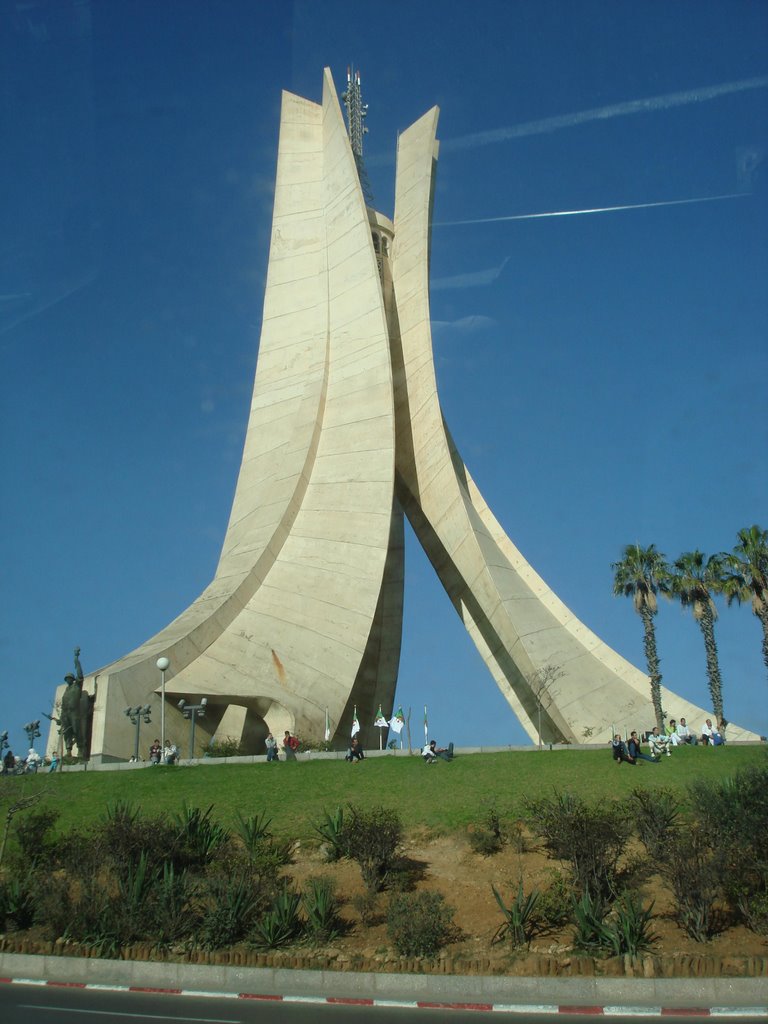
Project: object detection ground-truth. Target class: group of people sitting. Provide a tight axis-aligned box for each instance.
[2,748,59,774]
[148,739,179,765]
[612,715,725,765]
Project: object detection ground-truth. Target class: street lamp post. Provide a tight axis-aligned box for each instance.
[124,705,152,761]
[156,657,170,747]
[23,720,41,748]
[177,698,207,761]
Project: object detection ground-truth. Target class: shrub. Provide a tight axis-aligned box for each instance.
[491,879,540,947]
[0,874,36,931]
[688,763,768,930]
[173,804,231,869]
[11,807,60,871]
[250,886,303,950]
[630,787,680,862]
[525,792,629,900]
[572,890,657,956]
[468,805,504,856]
[234,810,273,859]
[387,890,455,958]
[303,875,342,943]
[198,873,262,949]
[571,889,613,953]
[609,891,658,956]
[661,824,722,941]
[144,863,199,948]
[533,869,572,930]
[339,805,402,893]
[313,806,347,862]
[205,737,247,758]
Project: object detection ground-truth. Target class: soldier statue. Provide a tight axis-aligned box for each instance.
[60,647,86,756]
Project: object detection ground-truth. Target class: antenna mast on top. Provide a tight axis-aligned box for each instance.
[342,65,374,206]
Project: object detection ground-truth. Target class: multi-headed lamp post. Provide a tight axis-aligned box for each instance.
[124,704,152,762]
[177,697,207,761]
[156,657,170,747]
[23,720,41,749]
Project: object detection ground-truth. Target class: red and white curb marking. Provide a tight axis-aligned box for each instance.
[1,978,766,1015]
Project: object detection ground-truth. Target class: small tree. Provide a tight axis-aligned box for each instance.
[527,663,564,748]
[339,804,402,893]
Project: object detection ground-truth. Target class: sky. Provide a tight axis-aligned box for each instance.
[1,0,766,756]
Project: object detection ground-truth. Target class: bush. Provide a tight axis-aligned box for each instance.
[533,869,572,930]
[339,805,402,893]
[572,890,657,957]
[491,879,539,947]
[303,875,343,943]
[468,805,504,856]
[250,886,303,950]
[11,807,60,871]
[525,792,629,901]
[313,806,348,862]
[205,737,248,758]
[234,810,273,859]
[198,873,262,949]
[630,787,680,862]
[172,804,231,870]
[661,824,722,941]
[387,891,455,958]
[688,763,768,931]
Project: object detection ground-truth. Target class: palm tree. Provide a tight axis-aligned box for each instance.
[612,543,671,730]
[670,550,727,728]
[720,524,768,679]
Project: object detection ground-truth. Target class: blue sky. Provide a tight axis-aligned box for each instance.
[1,0,766,756]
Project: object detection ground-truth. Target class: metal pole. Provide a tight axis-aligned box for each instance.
[161,667,166,745]
[134,714,141,761]
[189,711,196,761]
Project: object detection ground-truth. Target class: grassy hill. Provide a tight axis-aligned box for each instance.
[5,744,764,841]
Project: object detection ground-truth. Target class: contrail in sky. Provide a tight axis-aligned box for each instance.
[441,75,768,152]
[435,192,748,227]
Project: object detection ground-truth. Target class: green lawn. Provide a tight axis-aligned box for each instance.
[4,744,764,843]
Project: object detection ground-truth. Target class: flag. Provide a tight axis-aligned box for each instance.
[324,707,331,742]
[373,704,388,727]
[424,705,429,743]
[388,706,405,734]
[351,706,360,737]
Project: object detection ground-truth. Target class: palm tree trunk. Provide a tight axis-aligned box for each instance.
[640,605,664,730]
[758,606,768,681]
[698,611,725,727]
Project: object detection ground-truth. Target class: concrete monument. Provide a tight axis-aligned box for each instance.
[50,69,759,762]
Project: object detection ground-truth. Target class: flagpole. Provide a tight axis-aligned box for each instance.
[424,704,428,745]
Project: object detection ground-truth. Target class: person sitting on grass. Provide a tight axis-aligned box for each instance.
[675,717,697,745]
[422,741,438,764]
[700,718,724,746]
[428,739,454,761]
[611,734,636,765]
[345,736,365,762]
[665,719,681,746]
[648,726,672,758]
[628,730,659,764]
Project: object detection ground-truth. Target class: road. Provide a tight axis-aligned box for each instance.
[0,982,762,1023]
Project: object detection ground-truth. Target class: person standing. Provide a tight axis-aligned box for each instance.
[283,730,299,760]
[265,732,279,761]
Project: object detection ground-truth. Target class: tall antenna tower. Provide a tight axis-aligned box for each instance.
[341,65,374,206]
